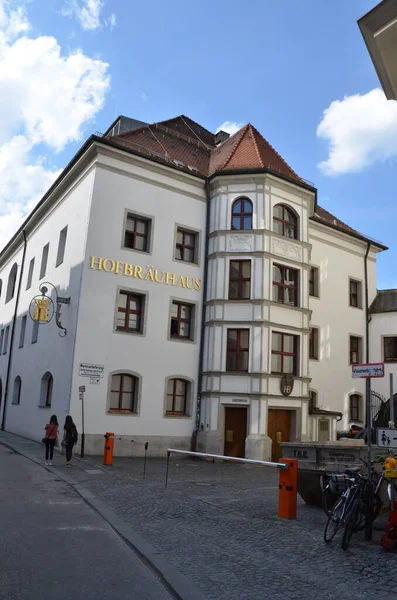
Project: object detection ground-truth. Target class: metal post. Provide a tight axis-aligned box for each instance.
[365,377,372,541]
[165,451,170,488]
[143,442,148,480]
[390,373,394,427]
[80,394,85,459]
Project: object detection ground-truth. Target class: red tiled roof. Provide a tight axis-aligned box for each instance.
[312,206,360,236]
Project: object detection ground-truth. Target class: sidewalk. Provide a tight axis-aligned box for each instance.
[0,431,206,600]
[2,430,397,600]
[0,443,172,600]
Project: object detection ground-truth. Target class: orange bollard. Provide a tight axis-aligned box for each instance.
[278,458,298,519]
[103,432,115,466]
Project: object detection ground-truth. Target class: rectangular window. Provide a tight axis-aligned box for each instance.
[124,214,150,252]
[309,267,319,297]
[349,279,362,308]
[226,329,249,371]
[349,394,361,421]
[175,228,198,263]
[32,320,39,344]
[229,260,251,300]
[110,374,137,413]
[3,326,10,355]
[170,301,194,339]
[309,328,319,360]
[272,264,299,307]
[56,226,68,267]
[309,391,317,413]
[166,378,189,415]
[40,243,49,279]
[350,336,362,365]
[116,291,144,333]
[19,316,27,348]
[26,258,35,290]
[384,337,397,363]
[0,329,4,354]
[271,332,298,375]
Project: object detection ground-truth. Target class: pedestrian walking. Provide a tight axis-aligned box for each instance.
[63,415,78,467]
[43,415,59,466]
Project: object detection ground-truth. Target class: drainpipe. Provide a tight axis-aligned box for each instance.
[364,241,371,363]
[192,179,211,449]
[1,230,28,430]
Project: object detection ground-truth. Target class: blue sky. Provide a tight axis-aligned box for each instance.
[1,0,396,288]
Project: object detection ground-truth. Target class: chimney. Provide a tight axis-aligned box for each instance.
[215,130,230,146]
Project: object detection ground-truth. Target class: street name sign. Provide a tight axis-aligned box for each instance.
[352,363,384,379]
[377,428,397,449]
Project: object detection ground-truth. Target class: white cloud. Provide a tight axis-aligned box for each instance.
[216,121,244,136]
[317,88,397,176]
[62,0,116,31]
[0,0,110,251]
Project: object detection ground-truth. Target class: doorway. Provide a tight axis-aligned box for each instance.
[268,409,291,461]
[224,407,248,458]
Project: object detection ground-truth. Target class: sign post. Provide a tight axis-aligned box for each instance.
[352,362,384,541]
[390,373,394,428]
[79,385,86,459]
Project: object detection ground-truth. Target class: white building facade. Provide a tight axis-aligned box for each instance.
[0,115,388,460]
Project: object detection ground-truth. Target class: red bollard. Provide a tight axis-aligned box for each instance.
[278,458,298,519]
[103,432,115,466]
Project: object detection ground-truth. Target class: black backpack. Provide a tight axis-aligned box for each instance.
[71,427,78,445]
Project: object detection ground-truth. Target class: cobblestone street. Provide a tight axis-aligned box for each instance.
[2,433,397,600]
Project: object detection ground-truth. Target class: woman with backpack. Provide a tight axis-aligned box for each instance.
[43,415,59,466]
[63,415,78,467]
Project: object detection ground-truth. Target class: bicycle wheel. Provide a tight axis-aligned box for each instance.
[341,499,361,550]
[322,485,337,517]
[324,496,345,543]
[356,492,381,531]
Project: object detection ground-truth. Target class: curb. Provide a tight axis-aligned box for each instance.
[0,436,207,600]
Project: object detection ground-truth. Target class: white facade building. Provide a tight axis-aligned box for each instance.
[0,115,388,460]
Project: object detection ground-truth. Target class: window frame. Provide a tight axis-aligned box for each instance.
[39,243,49,280]
[226,329,250,372]
[3,326,9,355]
[56,226,68,267]
[170,301,194,340]
[349,335,362,365]
[309,267,319,298]
[349,394,362,422]
[116,290,144,334]
[271,332,299,375]
[309,327,319,360]
[122,211,152,254]
[349,279,362,309]
[228,260,251,300]
[40,372,53,408]
[174,227,198,264]
[384,336,397,363]
[231,198,253,231]
[6,263,18,303]
[19,315,27,348]
[109,373,138,414]
[12,376,22,405]
[26,258,35,290]
[32,320,39,344]
[272,263,299,307]
[165,378,190,416]
[309,390,317,413]
[273,204,299,240]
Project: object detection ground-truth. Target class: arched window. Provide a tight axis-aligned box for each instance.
[349,394,362,422]
[6,263,18,303]
[231,198,253,231]
[12,376,21,405]
[166,378,190,415]
[40,372,53,407]
[273,204,298,239]
[109,373,138,413]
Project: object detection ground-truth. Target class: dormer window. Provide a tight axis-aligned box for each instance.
[231,198,253,231]
[273,204,298,239]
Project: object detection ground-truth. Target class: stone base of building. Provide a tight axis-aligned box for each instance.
[245,434,273,461]
[195,431,223,455]
[75,434,192,457]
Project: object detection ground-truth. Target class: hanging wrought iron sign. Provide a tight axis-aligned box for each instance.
[29,282,70,337]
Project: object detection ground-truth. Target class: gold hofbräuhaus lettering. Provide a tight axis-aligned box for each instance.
[89,256,201,292]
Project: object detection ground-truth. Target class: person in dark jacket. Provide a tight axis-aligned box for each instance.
[44,415,59,466]
[63,415,78,467]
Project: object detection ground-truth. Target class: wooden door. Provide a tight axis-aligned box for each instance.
[224,407,248,458]
[268,409,291,462]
